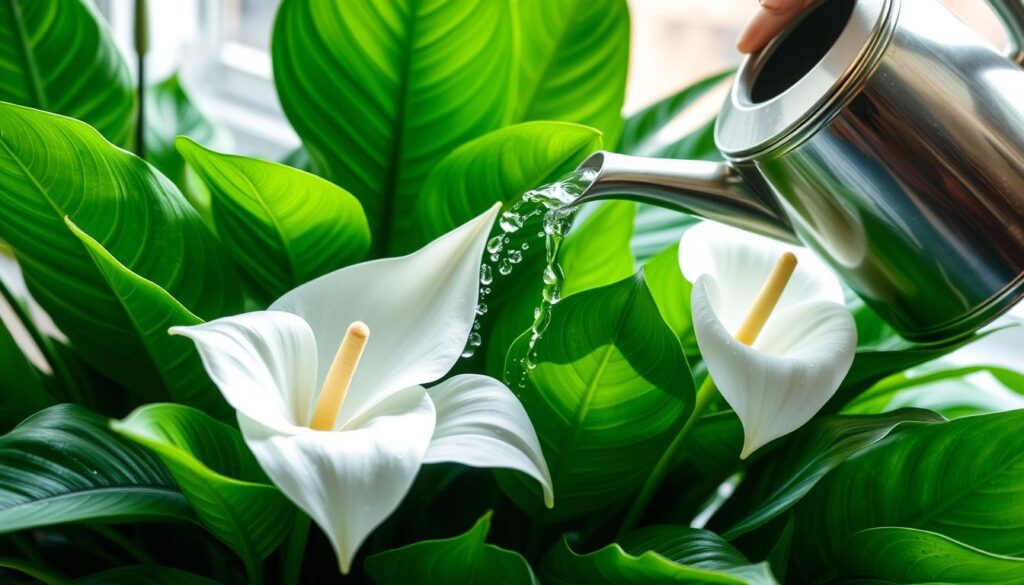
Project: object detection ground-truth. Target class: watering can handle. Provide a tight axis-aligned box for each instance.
[987,0,1024,64]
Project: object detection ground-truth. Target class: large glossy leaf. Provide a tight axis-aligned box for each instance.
[619,70,732,156]
[0,102,242,393]
[711,409,943,540]
[515,0,630,144]
[67,221,229,418]
[74,566,219,585]
[145,75,229,192]
[177,137,371,304]
[559,202,636,297]
[788,409,1024,580]
[0,0,135,147]
[497,272,694,519]
[272,0,517,254]
[541,527,777,585]
[836,528,1024,585]
[365,513,538,584]
[825,330,991,413]
[0,404,192,534]
[843,364,1024,419]
[415,121,602,246]
[112,404,294,566]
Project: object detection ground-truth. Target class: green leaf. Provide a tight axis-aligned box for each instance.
[73,565,219,585]
[788,409,1024,580]
[0,404,192,534]
[826,330,992,413]
[619,70,733,156]
[66,220,229,418]
[0,0,135,147]
[0,102,242,394]
[836,528,1024,585]
[415,121,602,246]
[272,0,517,255]
[497,272,694,519]
[843,364,1024,419]
[112,404,294,566]
[176,137,371,304]
[365,512,537,584]
[559,201,636,297]
[515,0,630,144]
[712,409,943,540]
[145,74,229,191]
[642,242,697,358]
[541,527,777,585]
[655,116,722,160]
[0,311,54,431]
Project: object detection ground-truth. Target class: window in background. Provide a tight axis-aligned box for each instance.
[96,0,1008,158]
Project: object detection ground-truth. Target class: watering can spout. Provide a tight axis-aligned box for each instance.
[571,151,798,243]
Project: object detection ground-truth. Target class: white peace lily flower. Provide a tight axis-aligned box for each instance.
[172,205,552,573]
[679,222,857,459]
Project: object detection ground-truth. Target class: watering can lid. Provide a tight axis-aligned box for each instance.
[716,0,896,160]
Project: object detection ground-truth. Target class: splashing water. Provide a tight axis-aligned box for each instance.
[460,169,598,372]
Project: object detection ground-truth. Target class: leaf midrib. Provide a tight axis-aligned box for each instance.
[903,435,1024,532]
[547,281,641,490]
[0,485,190,518]
[378,0,421,255]
[230,165,299,287]
[515,0,580,122]
[4,0,48,109]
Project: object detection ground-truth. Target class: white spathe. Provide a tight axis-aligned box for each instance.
[173,205,552,573]
[679,222,857,459]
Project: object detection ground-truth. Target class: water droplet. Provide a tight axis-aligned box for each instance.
[521,242,530,250]
[498,258,514,276]
[476,304,488,316]
[500,211,526,233]
[508,249,523,264]
[480,264,493,285]
[487,235,504,254]
[461,331,483,358]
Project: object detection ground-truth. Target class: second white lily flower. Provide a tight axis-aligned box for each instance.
[679,222,857,458]
[173,205,552,573]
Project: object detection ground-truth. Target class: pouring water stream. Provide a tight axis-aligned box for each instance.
[463,169,599,385]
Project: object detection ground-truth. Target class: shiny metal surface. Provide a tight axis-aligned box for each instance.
[716,0,893,158]
[572,152,796,242]
[575,0,1024,343]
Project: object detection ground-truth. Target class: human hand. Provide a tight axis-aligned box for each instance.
[737,0,817,53]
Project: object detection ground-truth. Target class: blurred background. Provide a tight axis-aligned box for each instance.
[91,0,1007,159]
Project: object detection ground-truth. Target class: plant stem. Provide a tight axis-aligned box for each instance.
[618,376,719,536]
[134,0,148,158]
[244,557,264,585]
[282,513,311,585]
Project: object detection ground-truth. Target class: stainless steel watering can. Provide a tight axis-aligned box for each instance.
[572,0,1024,343]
